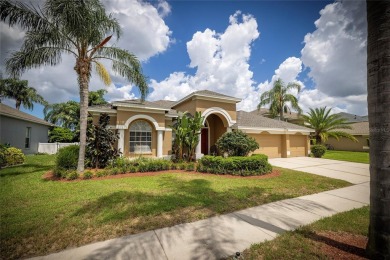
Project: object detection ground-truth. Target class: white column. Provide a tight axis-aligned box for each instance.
[196,132,202,159]
[157,130,163,158]
[117,129,125,156]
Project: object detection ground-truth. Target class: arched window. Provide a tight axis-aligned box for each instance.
[129,120,152,153]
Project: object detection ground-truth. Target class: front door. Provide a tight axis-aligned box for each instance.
[201,128,208,155]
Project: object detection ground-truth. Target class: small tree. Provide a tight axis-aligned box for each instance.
[171,111,204,162]
[86,113,119,168]
[49,127,75,143]
[216,130,259,156]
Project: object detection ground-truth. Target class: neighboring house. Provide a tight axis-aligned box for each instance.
[0,103,52,154]
[334,112,368,123]
[326,121,370,152]
[251,108,304,125]
[89,90,313,159]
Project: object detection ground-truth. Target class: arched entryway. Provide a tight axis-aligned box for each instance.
[201,114,229,155]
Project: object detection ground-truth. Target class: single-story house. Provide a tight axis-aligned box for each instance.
[89,90,313,159]
[0,103,53,154]
[325,121,369,152]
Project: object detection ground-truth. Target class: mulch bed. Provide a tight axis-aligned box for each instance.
[42,169,280,182]
[312,231,368,259]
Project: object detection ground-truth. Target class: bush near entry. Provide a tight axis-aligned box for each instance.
[197,154,272,176]
[216,130,259,156]
[53,145,79,177]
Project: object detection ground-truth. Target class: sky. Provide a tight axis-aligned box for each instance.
[0,0,368,119]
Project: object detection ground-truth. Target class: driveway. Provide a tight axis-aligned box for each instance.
[268,157,370,184]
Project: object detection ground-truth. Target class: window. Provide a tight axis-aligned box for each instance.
[129,121,152,153]
[25,127,31,149]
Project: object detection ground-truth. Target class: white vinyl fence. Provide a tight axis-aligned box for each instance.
[38,142,79,154]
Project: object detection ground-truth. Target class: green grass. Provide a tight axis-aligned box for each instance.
[240,206,369,260]
[323,150,369,164]
[0,155,350,259]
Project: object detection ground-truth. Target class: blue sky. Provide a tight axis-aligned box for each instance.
[0,0,367,119]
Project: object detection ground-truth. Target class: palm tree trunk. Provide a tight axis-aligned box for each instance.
[366,1,390,258]
[75,59,91,173]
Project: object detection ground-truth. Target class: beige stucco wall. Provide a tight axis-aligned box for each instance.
[195,99,237,121]
[116,109,166,127]
[163,131,172,156]
[91,114,117,125]
[172,99,197,115]
[326,135,369,152]
[249,133,283,158]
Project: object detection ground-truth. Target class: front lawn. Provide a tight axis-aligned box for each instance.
[0,155,350,259]
[239,206,369,259]
[323,150,370,164]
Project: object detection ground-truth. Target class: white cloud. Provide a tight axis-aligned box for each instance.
[301,0,367,97]
[149,11,261,111]
[0,0,172,105]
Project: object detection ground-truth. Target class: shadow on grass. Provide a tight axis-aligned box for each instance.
[298,229,368,258]
[0,163,52,177]
[73,175,290,223]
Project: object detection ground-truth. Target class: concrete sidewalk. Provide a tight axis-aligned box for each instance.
[32,159,370,260]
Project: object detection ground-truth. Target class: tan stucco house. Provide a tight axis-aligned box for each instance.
[89,90,312,159]
[326,121,369,152]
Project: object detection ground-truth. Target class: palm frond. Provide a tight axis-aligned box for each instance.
[94,61,112,86]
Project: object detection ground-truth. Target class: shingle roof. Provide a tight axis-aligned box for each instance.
[112,99,170,110]
[0,103,53,126]
[235,110,312,132]
[192,90,239,99]
[151,100,178,116]
[251,109,301,120]
[338,121,369,135]
[336,112,368,123]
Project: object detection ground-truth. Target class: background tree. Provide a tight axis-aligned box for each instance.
[88,89,108,106]
[0,78,47,110]
[48,127,74,143]
[302,107,357,144]
[258,78,302,120]
[366,1,390,258]
[0,0,148,172]
[44,101,80,130]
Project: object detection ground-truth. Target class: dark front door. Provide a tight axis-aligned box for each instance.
[201,128,208,155]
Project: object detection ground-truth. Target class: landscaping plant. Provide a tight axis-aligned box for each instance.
[311,145,327,158]
[86,113,120,169]
[0,146,25,168]
[54,145,79,177]
[216,130,259,156]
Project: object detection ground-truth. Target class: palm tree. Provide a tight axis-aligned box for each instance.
[366,1,390,258]
[302,107,357,144]
[258,78,302,120]
[0,78,47,110]
[0,0,148,172]
[88,89,108,106]
[44,101,80,130]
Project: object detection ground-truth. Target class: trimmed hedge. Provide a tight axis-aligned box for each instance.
[197,154,272,176]
[311,145,327,158]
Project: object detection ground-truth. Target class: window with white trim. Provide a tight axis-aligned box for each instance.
[129,120,152,153]
[25,127,31,149]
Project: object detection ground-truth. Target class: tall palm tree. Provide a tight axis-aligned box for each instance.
[0,78,47,110]
[258,78,302,120]
[366,1,390,258]
[302,107,357,144]
[0,0,148,172]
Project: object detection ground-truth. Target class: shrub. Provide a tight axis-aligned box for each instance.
[109,167,120,175]
[197,154,272,176]
[1,147,25,167]
[186,162,195,171]
[96,169,109,177]
[66,170,79,180]
[56,145,79,170]
[170,163,178,170]
[216,130,259,156]
[311,145,327,158]
[128,166,138,173]
[83,171,93,179]
[53,167,67,178]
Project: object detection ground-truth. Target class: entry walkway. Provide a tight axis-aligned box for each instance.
[32,159,370,260]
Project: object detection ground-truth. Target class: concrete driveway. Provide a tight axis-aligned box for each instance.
[268,157,370,184]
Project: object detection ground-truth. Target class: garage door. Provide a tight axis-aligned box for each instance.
[249,134,282,158]
[290,135,307,157]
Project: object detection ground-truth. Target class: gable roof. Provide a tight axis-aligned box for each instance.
[235,110,312,132]
[0,103,53,126]
[172,90,241,108]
